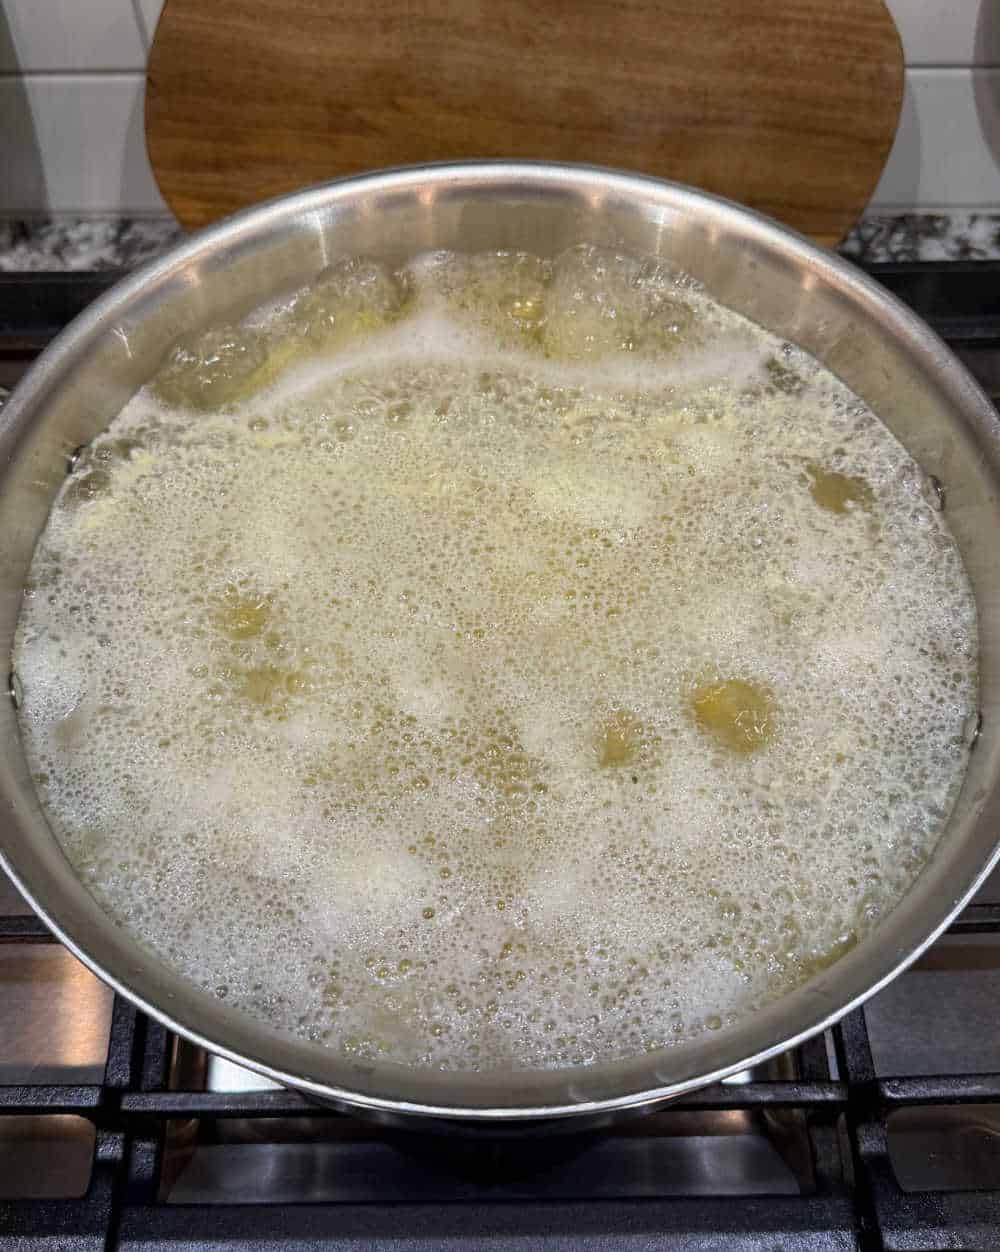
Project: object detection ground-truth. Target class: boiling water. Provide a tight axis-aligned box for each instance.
[12,247,978,1070]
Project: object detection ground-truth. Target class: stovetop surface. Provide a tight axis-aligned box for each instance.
[1,263,999,1251]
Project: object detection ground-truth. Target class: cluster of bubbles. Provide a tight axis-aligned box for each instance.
[12,246,978,1072]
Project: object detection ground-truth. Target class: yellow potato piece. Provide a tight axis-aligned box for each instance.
[690,678,775,754]
[805,463,874,515]
[595,709,644,768]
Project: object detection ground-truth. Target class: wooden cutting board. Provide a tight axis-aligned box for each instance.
[145,0,903,245]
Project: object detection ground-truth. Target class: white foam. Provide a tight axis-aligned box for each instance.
[11,247,979,1072]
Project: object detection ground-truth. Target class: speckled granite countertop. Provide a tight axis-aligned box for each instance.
[841,213,1000,263]
[0,218,183,273]
[2,212,1000,272]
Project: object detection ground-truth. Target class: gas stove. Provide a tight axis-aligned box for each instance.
[1,264,998,1251]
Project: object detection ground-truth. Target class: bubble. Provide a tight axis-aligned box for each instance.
[417,250,549,349]
[154,327,272,411]
[283,256,409,346]
[542,245,700,362]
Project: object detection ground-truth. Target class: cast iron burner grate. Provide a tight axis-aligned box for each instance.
[1,262,999,1251]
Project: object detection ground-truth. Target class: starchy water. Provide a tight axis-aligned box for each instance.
[11,247,979,1070]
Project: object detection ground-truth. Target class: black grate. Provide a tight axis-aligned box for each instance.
[1,262,999,1251]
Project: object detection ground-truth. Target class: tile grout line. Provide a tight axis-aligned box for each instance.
[903,63,1000,71]
[0,70,148,80]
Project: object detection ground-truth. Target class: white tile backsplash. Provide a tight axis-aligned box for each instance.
[0,74,166,213]
[870,68,1000,209]
[1,2,999,216]
[0,0,146,72]
[884,0,1000,68]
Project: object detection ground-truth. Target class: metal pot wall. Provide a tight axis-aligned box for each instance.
[2,163,999,1129]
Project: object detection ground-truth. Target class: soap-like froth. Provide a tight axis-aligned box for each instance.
[12,249,978,1072]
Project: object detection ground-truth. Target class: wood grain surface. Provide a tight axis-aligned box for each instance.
[146,0,903,244]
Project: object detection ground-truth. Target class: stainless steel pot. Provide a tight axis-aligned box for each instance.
[2,163,1000,1128]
